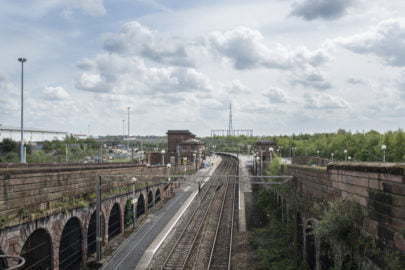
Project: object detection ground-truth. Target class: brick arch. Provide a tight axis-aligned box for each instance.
[59,216,83,270]
[0,247,7,269]
[147,189,154,209]
[136,193,146,218]
[20,227,54,270]
[304,218,319,270]
[86,210,106,257]
[155,188,161,204]
[108,203,122,240]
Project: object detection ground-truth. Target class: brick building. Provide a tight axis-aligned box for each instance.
[166,130,206,165]
[179,138,205,167]
[254,140,277,162]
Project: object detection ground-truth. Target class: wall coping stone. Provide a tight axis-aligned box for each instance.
[327,162,405,176]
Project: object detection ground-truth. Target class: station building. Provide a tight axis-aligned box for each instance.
[254,140,277,162]
[166,130,205,166]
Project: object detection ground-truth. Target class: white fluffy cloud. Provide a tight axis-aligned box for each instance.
[263,87,290,104]
[304,93,349,110]
[43,86,70,100]
[76,53,211,96]
[336,19,405,67]
[207,26,330,70]
[103,21,194,67]
[291,0,355,21]
[290,68,332,90]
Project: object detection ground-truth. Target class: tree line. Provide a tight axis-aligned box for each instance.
[204,129,405,162]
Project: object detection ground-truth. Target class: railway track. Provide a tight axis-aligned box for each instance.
[161,155,238,270]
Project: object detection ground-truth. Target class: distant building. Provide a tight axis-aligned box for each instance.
[0,125,68,142]
[147,152,165,166]
[255,140,277,162]
[179,138,205,166]
[166,130,205,166]
[167,130,196,163]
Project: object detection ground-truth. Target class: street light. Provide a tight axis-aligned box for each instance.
[18,57,27,163]
[381,144,387,162]
[131,177,137,226]
[317,150,320,157]
[331,152,334,162]
[269,147,274,162]
[193,152,197,170]
[344,149,348,162]
[348,156,352,162]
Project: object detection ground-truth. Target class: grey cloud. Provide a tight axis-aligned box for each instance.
[336,19,405,67]
[291,71,332,90]
[263,87,289,104]
[347,77,365,85]
[291,0,354,21]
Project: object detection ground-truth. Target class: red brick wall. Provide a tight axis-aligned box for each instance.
[286,163,405,253]
[0,162,191,228]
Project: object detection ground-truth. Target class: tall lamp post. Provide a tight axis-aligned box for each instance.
[18,57,27,163]
[161,149,165,165]
[331,152,334,162]
[269,147,274,163]
[381,144,387,162]
[344,149,348,162]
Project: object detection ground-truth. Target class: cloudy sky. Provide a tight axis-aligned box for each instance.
[1,0,404,136]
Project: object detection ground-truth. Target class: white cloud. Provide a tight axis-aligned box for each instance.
[304,93,349,110]
[207,26,330,70]
[76,73,110,93]
[28,0,106,17]
[75,52,212,96]
[43,86,70,100]
[290,68,332,90]
[0,75,18,119]
[103,21,194,66]
[336,19,405,67]
[263,87,290,104]
[291,0,355,21]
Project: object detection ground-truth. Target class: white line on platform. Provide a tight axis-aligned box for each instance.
[135,156,222,270]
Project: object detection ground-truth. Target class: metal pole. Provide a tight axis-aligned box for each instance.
[96,176,102,262]
[122,119,125,138]
[260,150,263,176]
[132,182,136,227]
[65,144,68,163]
[18,58,26,163]
[127,107,130,150]
[99,144,103,163]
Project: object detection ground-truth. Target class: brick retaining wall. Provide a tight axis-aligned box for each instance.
[286,162,405,253]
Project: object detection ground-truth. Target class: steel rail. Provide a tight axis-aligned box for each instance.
[186,159,234,269]
[207,160,237,270]
[161,168,223,269]
[161,158,234,270]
